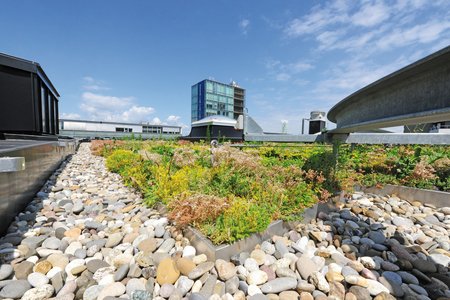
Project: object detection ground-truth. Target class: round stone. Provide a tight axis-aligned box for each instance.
[42,237,62,250]
[28,272,50,287]
[14,261,35,280]
[47,253,69,269]
[157,258,180,284]
[250,249,266,265]
[74,248,87,259]
[154,225,166,238]
[176,257,196,276]
[247,270,268,285]
[114,264,130,282]
[368,231,386,244]
[34,260,52,274]
[215,259,236,281]
[86,259,110,273]
[176,276,194,296]
[260,277,298,294]
[261,241,276,255]
[138,238,158,253]
[182,245,196,257]
[105,232,123,248]
[159,283,175,298]
[188,261,214,280]
[21,284,54,300]
[0,264,14,280]
[126,278,146,296]
[244,258,259,272]
[83,285,105,300]
[0,280,31,298]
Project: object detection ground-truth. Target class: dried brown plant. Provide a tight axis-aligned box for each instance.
[172,148,197,168]
[167,193,230,227]
[212,146,262,172]
[409,158,437,181]
[138,149,163,165]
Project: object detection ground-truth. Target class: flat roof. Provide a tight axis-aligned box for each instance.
[191,115,237,127]
[0,52,60,98]
[60,119,182,129]
[191,78,245,90]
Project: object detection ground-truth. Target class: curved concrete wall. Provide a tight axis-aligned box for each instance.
[328,46,450,133]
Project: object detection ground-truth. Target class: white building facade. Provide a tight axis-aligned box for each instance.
[59,119,182,139]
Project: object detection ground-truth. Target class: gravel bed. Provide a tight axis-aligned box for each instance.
[0,142,448,300]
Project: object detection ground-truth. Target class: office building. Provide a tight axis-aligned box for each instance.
[191,79,245,122]
[59,119,182,139]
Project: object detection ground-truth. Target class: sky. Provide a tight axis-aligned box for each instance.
[1,1,449,134]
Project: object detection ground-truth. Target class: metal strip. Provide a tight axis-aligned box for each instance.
[0,157,25,172]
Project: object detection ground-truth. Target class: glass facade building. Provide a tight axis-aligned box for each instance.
[191,79,245,122]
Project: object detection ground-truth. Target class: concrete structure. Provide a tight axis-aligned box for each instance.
[59,119,182,139]
[327,46,450,133]
[0,53,60,136]
[0,139,76,235]
[191,79,245,122]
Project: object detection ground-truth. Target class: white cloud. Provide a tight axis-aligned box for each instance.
[151,117,162,125]
[284,1,450,54]
[167,115,181,123]
[82,92,133,108]
[284,1,350,37]
[276,73,291,81]
[82,76,109,91]
[121,106,155,122]
[351,2,390,27]
[376,20,450,50]
[239,19,250,34]
[60,112,81,119]
[267,59,313,82]
[77,77,155,123]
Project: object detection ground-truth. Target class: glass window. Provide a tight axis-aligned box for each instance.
[206,81,213,92]
[41,87,47,133]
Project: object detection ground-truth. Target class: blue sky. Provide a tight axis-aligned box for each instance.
[1,1,449,134]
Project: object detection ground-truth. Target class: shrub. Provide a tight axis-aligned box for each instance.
[167,193,229,227]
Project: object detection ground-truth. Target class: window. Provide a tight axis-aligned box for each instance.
[115,127,133,132]
[206,81,213,92]
[41,87,47,133]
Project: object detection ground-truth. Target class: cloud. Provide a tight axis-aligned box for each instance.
[284,1,450,54]
[151,117,162,125]
[60,112,81,119]
[121,106,155,122]
[276,73,291,81]
[167,115,181,123]
[267,59,313,82]
[82,76,110,91]
[81,92,134,108]
[80,92,155,123]
[376,20,450,50]
[239,19,250,34]
[351,2,390,27]
[284,1,350,37]
[77,77,155,123]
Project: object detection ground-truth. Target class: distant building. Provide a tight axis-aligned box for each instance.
[404,121,450,133]
[59,119,182,139]
[186,115,243,141]
[191,79,245,122]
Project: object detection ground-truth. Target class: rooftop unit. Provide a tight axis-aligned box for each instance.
[0,53,60,136]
